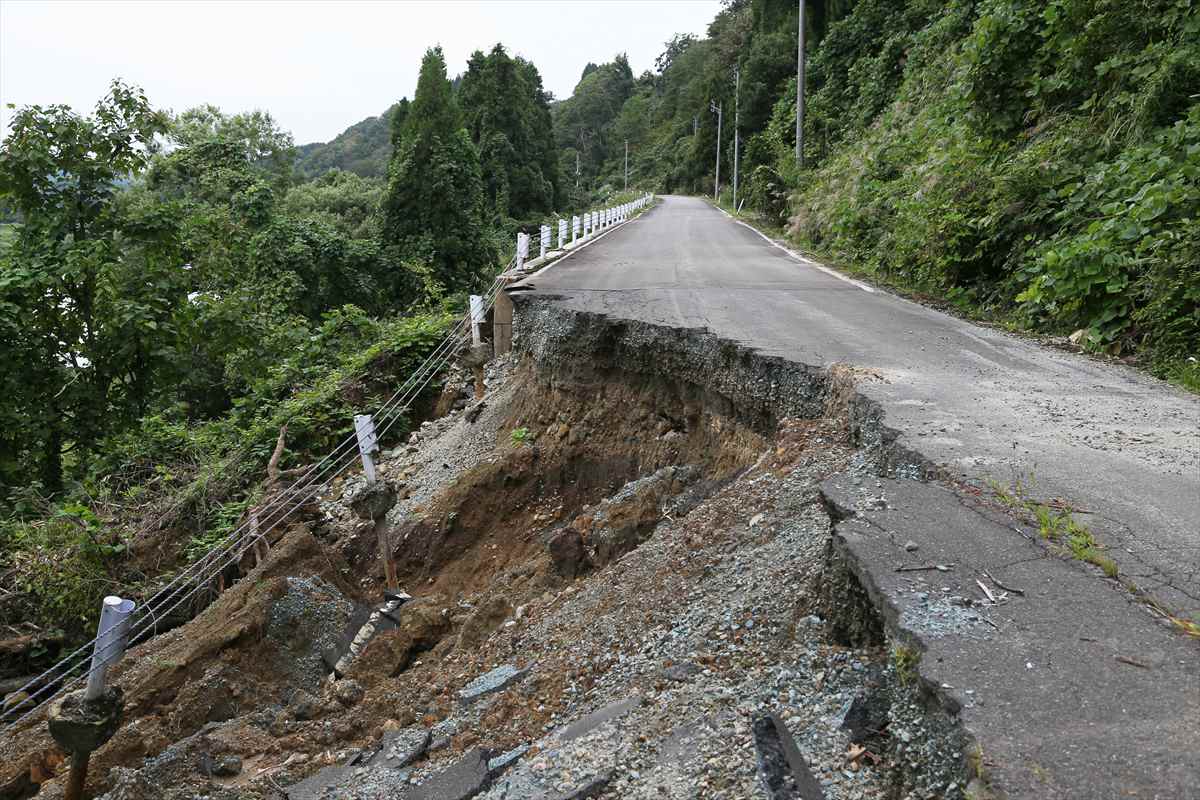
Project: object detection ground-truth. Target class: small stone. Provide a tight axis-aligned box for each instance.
[661,663,701,682]
[290,690,321,720]
[333,679,365,707]
[211,755,242,777]
[904,540,919,552]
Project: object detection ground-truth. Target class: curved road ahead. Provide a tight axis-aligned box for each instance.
[518,195,1200,618]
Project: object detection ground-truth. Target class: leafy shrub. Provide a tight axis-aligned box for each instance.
[1017,105,1200,357]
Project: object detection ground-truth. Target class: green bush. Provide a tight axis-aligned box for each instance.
[785,0,1200,383]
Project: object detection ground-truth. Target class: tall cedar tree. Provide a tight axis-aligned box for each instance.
[384,48,493,292]
[458,45,562,219]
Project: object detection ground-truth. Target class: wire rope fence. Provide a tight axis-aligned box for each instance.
[1,191,653,738]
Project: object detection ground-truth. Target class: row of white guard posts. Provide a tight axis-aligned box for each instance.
[514,192,654,270]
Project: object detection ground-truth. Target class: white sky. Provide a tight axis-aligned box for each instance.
[1,0,720,144]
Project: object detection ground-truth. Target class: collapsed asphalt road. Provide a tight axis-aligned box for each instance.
[515,195,1200,620]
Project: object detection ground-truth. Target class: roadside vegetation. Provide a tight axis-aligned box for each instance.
[569,0,1199,390]
[0,45,619,664]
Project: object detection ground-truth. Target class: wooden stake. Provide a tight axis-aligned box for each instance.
[473,364,486,400]
[378,525,398,591]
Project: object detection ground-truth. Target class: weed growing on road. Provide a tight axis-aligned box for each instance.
[892,643,921,687]
[990,475,1118,579]
[1145,598,1200,641]
[510,427,532,445]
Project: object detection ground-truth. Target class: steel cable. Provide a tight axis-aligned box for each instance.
[1,262,515,735]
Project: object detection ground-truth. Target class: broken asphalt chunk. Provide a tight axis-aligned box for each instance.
[409,746,493,800]
[556,696,641,742]
[457,664,527,705]
[753,712,825,799]
[369,724,432,770]
[541,771,612,800]
[487,743,529,775]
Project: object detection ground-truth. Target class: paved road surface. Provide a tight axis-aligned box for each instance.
[518,195,1200,618]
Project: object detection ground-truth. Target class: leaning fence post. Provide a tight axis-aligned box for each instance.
[86,597,135,701]
[50,595,135,800]
[354,414,379,484]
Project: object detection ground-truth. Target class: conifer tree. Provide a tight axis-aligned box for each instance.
[458,45,562,219]
[384,47,493,292]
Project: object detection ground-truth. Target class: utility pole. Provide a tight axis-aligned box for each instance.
[710,99,722,200]
[733,66,740,212]
[693,115,699,136]
[624,140,629,191]
[796,0,806,167]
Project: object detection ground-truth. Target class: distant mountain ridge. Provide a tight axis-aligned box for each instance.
[295,105,396,179]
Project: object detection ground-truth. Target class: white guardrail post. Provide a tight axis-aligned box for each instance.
[516,231,529,270]
[558,219,567,249]
[572,215,580,244]
[469,294,485,345]
[85,596,135,701]
[539,225,550,259]
[354,414,379,484]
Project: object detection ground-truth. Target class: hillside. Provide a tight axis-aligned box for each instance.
[295,104,396,178]
[569,0,1199,388]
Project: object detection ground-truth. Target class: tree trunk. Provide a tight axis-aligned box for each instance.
[41,420,63,496]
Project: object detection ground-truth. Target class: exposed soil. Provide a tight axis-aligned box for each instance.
[0,302,970,800]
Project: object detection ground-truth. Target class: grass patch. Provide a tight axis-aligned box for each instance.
[989,474,1118,579]
[891,643,921,687]
[1163,359,1200,394]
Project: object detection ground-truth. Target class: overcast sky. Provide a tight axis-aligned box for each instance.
[1,0,721,144]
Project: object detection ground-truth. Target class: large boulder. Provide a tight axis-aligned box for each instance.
[456,595,513,651]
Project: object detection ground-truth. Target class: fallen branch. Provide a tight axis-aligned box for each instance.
[266,424,288,484]
[981,570,1025,596]
[1115,655,1150,669]
[895,563,955,573]
[975,579,998,604]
